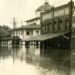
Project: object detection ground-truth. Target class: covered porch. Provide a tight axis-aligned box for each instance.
[0,36,21,47]
[24,32,70,49]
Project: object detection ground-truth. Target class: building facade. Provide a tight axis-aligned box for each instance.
[10,24,41,44]
[40,1,75,49]
[25,1,75,49]
[41,2,74,33]
[9,0,52,45]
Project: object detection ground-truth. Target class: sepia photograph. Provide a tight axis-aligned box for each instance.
[0,0,75,75]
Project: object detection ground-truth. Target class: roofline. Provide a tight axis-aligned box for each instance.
[9,25,41,31]
[10,28,41,31]
[41,1,74,15]
[35,1,53,12]
[25,17,40,22]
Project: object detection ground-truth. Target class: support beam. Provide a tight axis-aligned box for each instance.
[62,35,69,40]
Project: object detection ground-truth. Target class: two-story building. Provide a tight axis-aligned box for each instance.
[25,1,75,49]
[1,0,53,46]
[10,23,41,44]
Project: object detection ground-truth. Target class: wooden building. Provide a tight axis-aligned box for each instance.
[10,23,41,45]
[1,36,21,47]
[25,1,75,49]
[40,1,75,49]
[8,0,52,46]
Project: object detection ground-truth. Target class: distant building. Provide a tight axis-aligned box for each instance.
[10,23,41,42]
[10,17,41,45]
[9,0,52,45]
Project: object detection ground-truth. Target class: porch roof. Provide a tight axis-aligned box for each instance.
[1,36,21,41]
[24,32,67,42]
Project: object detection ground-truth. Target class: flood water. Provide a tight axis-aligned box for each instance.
[0,45,74,75]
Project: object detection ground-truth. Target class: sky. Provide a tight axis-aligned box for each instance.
[0,0,74,28]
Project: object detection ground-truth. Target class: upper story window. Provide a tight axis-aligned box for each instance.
[49,22,52,32]
[52,21,56,32]
[36,30,39,34]
[26,31,30,35]
[45,25,48,33]
[16,31,18,35]
[19,30,20,35]
[21,30,24,35]
[41,25,45,34]
[58,18,63,31]
[65,20,69,31]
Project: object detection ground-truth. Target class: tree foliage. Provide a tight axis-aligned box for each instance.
[0,25,11,39]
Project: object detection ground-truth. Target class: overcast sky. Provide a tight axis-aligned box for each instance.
[0,0,74,28]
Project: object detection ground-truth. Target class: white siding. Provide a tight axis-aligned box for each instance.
[11,28,41,41]
[27,19,40,25]
[33,29,40,36]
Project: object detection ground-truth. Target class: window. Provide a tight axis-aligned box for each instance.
[26,31,29,35]
[19,30,20,35]
[50,23,52,32]
[59,22,62,31]
[65,21,69,31]
[16,31,18,35]
[36,30,39,35]
[52,21,56,32]
[45,25,48,33]
[58,19,62,31]
[41,26,45,33]
[21,30,24,35]
[55,22,58,32]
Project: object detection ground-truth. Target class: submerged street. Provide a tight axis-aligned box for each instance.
[0,45,73,75]
[0,0,74,75]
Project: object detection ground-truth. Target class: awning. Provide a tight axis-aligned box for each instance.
[1,36,21,41]
[24,32,68,42]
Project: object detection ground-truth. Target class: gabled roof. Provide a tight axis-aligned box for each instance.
[36,2,53,12]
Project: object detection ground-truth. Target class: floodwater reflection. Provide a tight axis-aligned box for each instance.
[0,46,71,75]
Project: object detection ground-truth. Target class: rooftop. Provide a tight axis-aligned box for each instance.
[10,23,41,31]
[1,36,21,41]
[24,32,68,42]
[36,2,53,12]
[25,17,40,22]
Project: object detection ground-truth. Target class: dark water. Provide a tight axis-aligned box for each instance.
[0,45,72,75]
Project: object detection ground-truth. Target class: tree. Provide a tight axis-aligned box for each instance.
[0,25,11,39]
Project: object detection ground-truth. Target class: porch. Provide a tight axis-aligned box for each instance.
[24,32,70,49]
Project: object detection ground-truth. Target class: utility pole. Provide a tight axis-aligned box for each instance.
[69,0,73,49]
[12,18,17,37]
[13,18,17,29]
[69,1,73,75]
[52,4,54,32]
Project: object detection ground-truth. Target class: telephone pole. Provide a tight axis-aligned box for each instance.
[69,0,73,49]
[13,18,17,29]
